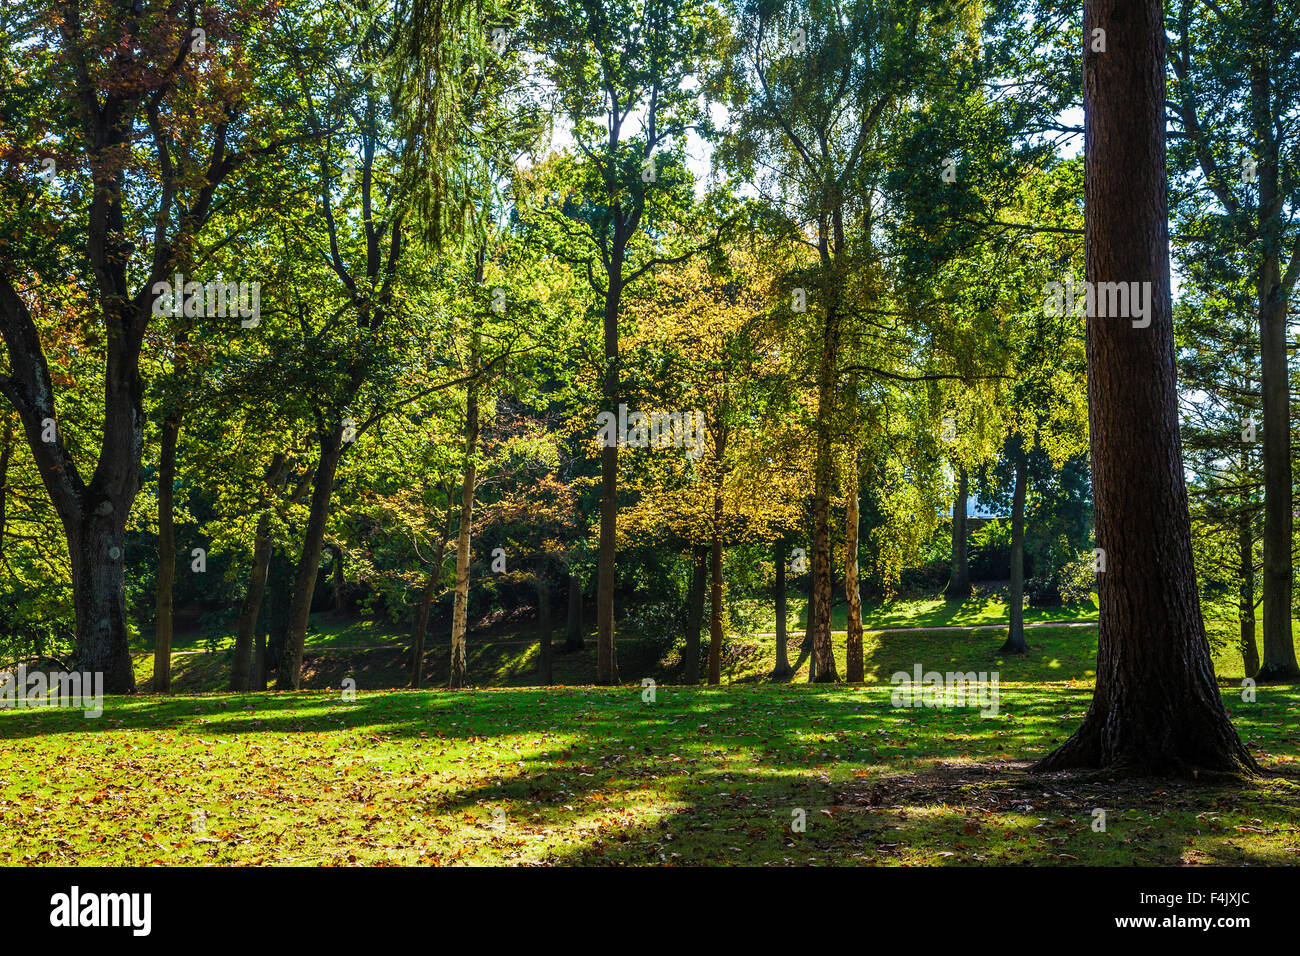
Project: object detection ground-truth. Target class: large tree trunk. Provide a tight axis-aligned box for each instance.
[276,430,345,690]
[707,524,724,686]
[1001,445,1028,654]
[1238,502,1260,679]
[685,546,706,684]
[18,326,145,694]
[449,370,480,691]
[537,575,553,685]
[844,457,864,682]
[944,466,972,600]
[152,413,179,692]
[771,537,792,679]
[1032,0,1256,775]
[67,510,136,693]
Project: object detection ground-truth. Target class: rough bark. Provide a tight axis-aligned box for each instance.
[1,278,142,693]
[844,457,864,682]
[944,466,972,601]
[771,537,792,679]
[685,547,706,684]
[1001,446,1028,654]
[1032,0,1256,775]
[68,510,136,693]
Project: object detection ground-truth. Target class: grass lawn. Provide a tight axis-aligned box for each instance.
[6,622,1298,866]
[733,591,1100,634]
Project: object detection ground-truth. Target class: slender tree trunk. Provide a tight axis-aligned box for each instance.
[0,417,11,556]
[1033,0,1256,775]
[565,571,584,650]
[449,370,480,691]
[1254,276,1296,680]
[1238,503,1260,679]
[794,568,819,681]
[265,555,290,686]
[809,293,840,683]
[944,466,972,600]
[537,575,553,685]
[1001,445,1028,654]
[707,523,724,686]
[771,537,791,679]
[810,421,838,682]
[327,542,345,614]
[1250,8,1299,683]
[152,413,179,693]
[234,457,304,691]
[410,529,451,688]
[276,430,345,690]
[844,457,864,682]
[596,248,623,686]
[231,513,274,692]
[685,547,706,684]
[253,631,267,690]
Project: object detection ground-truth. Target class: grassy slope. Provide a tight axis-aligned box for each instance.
[732,592,1102,633]
[5,614,1299,866]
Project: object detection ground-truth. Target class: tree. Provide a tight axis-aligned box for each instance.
[1033,0,1255,775]
[1168,0,1300,682]
[528,0,730,684]
[619,250,805,684]
[1177,262,1265,678]
[0,0,310,692]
